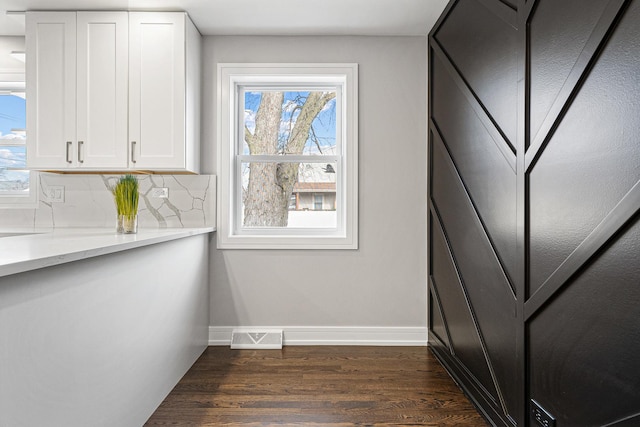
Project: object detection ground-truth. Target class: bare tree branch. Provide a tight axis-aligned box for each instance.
[310,125,323,154]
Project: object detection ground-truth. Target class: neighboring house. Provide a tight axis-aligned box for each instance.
[289,163,336,211]
[290,182,336,211]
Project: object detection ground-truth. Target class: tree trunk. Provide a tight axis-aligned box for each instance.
[243,163,290,227]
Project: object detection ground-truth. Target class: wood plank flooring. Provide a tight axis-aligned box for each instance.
[145,346,488,426]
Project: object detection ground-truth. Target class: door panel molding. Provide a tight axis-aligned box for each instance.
[525,178,640,319]
[431,41,517,171]
[525,0,630,171]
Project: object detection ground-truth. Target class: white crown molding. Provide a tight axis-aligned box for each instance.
[209,326,427,347]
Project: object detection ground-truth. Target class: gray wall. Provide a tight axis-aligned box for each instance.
[202,36,427,337]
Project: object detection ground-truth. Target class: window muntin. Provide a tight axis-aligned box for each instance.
[217,64,358,249]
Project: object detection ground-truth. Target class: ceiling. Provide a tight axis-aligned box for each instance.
[0,0,449,36]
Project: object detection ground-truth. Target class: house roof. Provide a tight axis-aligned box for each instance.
[293,182,336,193]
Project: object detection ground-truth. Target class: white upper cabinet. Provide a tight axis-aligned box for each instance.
[26,11,201,173]
[26,12,77,169]
[76,12,129,169]
[128,12,200,172]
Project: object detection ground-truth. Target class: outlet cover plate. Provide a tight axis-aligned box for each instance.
[47,186,65,203]
[531,399,555,427]
[151,187,169,198]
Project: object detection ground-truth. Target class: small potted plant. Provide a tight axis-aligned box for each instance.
[112,174,139,234]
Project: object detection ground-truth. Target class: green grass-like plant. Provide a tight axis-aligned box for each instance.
[112,174,139,217]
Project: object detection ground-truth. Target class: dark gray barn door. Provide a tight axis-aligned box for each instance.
[428,0,640,425]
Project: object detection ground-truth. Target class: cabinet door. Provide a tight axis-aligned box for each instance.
[76,12,129,169]
[128,12,186,170]
[26,12,76,169]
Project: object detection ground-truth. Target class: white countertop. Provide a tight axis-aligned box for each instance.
[0,227,215,278]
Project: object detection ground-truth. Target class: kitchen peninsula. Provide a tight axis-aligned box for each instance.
[0,227,213,426]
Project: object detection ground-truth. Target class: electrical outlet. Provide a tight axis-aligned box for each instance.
[150,187,169,199]
[47,186,65,203]
[531,400,555,427]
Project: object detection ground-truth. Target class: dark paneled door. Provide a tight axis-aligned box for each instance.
[428,0,640,425]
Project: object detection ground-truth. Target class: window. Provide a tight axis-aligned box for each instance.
[0,71,37,207]
[218,64,358,249]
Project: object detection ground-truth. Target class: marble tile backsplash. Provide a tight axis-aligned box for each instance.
[0,173,216,229]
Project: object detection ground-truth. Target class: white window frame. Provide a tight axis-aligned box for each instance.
[217,63,358,249]
[0,72,38,208]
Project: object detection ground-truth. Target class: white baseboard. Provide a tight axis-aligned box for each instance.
[209,326,427,346]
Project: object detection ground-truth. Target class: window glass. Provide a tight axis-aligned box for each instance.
[242,90,337,156]
[0,93,29,196]
[240,161,337,229]
[239,88,339,230]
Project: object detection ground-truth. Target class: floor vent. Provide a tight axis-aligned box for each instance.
[230,329,283,349]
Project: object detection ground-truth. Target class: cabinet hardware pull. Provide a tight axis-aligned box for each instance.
[78,141,84,163]
[131,141,137,163]
[66,141,73,164]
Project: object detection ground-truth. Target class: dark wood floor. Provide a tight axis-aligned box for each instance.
[145,346,488,426]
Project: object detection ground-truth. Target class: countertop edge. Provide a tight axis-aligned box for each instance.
[0,227,215,278]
